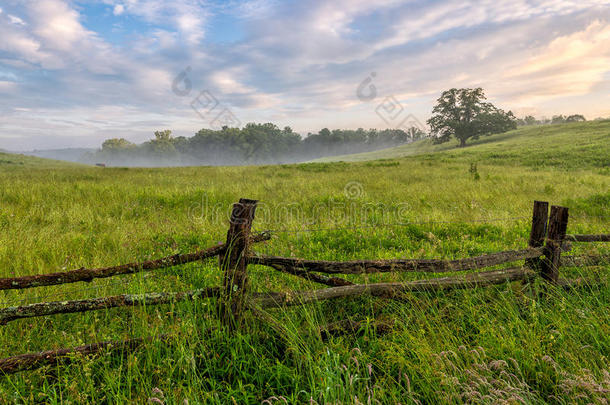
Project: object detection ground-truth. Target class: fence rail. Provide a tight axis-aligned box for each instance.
[565,234,610,242]
[249,267,535,309]
[0,233,269,291]
[249,248,544,275]
[0,288,220,325]
[561,254,610,267]
[0,199,607,375]
[0,334,169,375]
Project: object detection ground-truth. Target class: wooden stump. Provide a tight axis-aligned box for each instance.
[541,205,569,283]
[525,201,549,272]
[219,198,258,329]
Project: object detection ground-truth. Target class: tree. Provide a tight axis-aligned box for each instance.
[405,126,426,141]
[148,129,176,155]
[154,130,173,141]
[101,138,135,151]
[566,114,586,122]
[524,115,537,126]
[172,136,190,153]
[427,88,517,147]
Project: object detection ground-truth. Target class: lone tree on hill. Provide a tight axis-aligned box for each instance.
[427,88,517,147]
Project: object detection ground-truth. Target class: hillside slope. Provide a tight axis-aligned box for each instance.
[312,120,610,169]
[22,148,95,163]
[0,151,82,169]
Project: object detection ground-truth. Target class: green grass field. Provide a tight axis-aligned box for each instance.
[0,122,608,403]
[313,120,610,171]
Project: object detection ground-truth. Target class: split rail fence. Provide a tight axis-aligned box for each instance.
[0,199,607,374]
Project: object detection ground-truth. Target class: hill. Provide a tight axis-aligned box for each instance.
[0,151,82,168]
[21,148,95,163]
[313,120,610,170]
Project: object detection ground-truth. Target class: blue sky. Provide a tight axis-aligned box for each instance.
[1,0,610,150]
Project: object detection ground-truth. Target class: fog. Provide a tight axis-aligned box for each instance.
[24,125,425,167]
[75,140,410,167]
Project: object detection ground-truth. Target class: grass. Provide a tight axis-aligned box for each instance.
[313,120,610,171]
[0,121,608,403]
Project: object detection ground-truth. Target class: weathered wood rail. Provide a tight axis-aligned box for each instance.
[0,287,220,325]
[248,248,544,275]
[249,267,535,309]
[0,334,169,374]
[561,254,610,267]
[565,234,610,242]
[0,199,607,375]
[0,233,270,291]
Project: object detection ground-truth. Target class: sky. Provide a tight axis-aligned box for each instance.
[1,0,610,151]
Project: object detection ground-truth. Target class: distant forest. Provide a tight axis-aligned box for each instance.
[87,123,427,166]
[515,114,586,126]
[86,112,593,166]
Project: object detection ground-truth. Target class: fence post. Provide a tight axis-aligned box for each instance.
[219,198,258,329]
[525,201,549,272]
[541,205,569,283]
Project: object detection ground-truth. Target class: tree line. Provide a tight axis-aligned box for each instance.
[91,87,593,165]
[91,124,428,166]
[515,114,586,126]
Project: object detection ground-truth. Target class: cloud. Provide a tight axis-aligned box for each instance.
[0,81,18,93]
[0,0,117,73]
[7,14,25,25]
[111,0,210,44]
[224,0,279,20]
[1,0,610,150]
[28,0,93,52]
[499,20,610,102]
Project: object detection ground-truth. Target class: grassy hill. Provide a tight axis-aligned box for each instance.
[0,122,608,402]
[21,147,95,163]
[313,120,610,170]
[0,151,82,168]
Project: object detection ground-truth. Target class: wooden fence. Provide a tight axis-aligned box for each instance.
[0,199,607,374]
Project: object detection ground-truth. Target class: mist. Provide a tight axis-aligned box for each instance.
[71,124,427,167]
[77,139,415,167]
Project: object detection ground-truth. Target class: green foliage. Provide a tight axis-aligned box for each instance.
[550,114,588,124]
[563,192,610,218]
[101,138,136,151]
[92,124,426,166]
[147,130,177,156]
[427,88,517,147]
[469,162,480,180]
[517,114,587,126]
[566,114,586,123]
[153,130,173,142]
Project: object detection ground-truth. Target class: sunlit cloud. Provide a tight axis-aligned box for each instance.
[500,21,610,102]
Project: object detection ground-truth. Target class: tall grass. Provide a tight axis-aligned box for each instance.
[0,122,608,403]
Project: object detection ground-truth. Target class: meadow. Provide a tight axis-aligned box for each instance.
[0,121,608,403]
